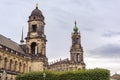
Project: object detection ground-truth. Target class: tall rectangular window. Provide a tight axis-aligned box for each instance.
[32,25,37,32]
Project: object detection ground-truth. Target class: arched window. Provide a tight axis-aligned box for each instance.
[10,77,13,80]
[31,42,37,55]
[76,54,78,62]
[74,54,77,63]
[14,61,17,71]
[32,24,37,32]
[4,58,7,69]
[29,67,31,72]
[23,64,25,73]
[9,59,12,70]
[78,54,80,62]
[19,62,22,72]
[33,17,36,19]
[0,56,2,69]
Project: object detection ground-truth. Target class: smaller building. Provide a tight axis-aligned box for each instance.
[111,73,120,80]
[49,21,86,71]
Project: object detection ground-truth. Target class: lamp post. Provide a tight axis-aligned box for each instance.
[2,70,7,80]
[43,73,46,80]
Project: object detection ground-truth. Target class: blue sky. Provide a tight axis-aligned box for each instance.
[0,0,120,74]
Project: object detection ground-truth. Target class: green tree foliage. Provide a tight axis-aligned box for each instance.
[16,68,110,80]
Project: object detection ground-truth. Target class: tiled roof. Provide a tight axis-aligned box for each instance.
[0,34,25,54]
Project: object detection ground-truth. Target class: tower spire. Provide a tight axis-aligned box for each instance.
[73,20,78,32]
[75,20,77,26]
[20,27,24,44]
[36,2,38,9]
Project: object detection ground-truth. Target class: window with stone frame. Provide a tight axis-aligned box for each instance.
[0,56,2,69]
[14,61,17,71]
[9,59,12,70]
[23,64,25,73]
[19,62,22,72]
[32,24,37,32]
[31,42,37,55]
[4,57,7,69]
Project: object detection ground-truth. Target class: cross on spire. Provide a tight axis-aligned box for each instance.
[36,2,38,9]
[75,20,77,26]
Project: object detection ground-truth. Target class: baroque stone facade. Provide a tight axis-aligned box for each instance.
[0,3,85,80]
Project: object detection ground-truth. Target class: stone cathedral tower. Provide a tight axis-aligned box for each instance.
[70,21,85,69]
[25,3,48,71]
[49,21,85,71]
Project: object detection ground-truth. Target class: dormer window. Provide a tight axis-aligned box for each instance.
[6,48,8,51]
[0,45,2,49]
[11,50,13,53]
[32,24,37,32]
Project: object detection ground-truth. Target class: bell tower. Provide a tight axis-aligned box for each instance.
[70,21,85,69]
[25,3,48,71]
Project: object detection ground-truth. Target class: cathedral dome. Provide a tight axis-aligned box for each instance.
[29,3,44,22]
[31,8,43,17]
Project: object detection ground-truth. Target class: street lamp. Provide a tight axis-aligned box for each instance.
[43,73,46,80]
[2,70,7,80]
